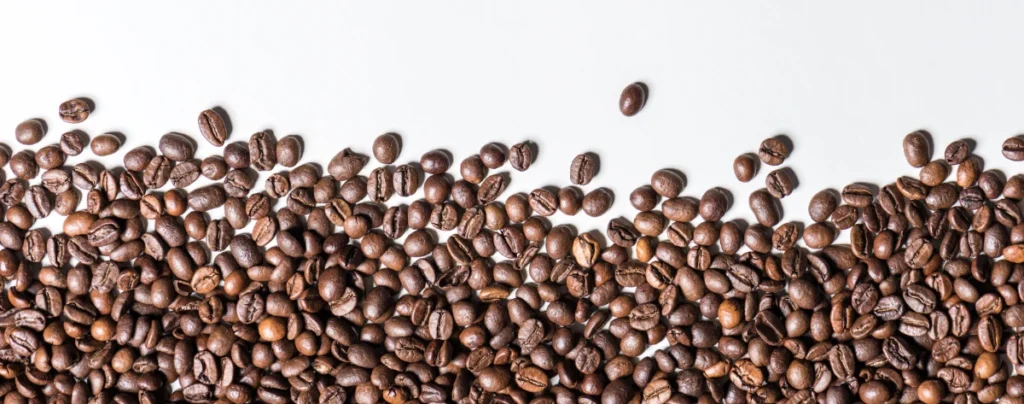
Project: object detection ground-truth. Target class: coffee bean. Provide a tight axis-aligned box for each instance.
[249,130,277,170]
[583,187,613,217]
[903,130,931,167]
[91,134,121,156]
[196,108,229,146]
[699,188,729,221]
[569,153,598,185]
[15,119,45,145]
[619,82,647,117]
[758,137,788,166]
[368,132,401,164]
[59,98,91,123]
[509,142,533,172]
[159,133,195,161]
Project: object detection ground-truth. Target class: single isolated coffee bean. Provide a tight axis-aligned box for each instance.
[372,132,401,164]
[570,153,598,185]
[59,98,91,123]
[198,108,229,146]
[619,82,647,116]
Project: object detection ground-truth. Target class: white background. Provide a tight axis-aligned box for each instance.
[1,1,1024,373]
[2,2,1024,235]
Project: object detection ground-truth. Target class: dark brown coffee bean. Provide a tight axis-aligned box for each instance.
[903,130,931,167]
[1004,136,1024,161]
[806,190,839,222]
[509,142,533,172]
[248,130,276,171]
[734,154,758,182]
[196,108,229,146]
[582,188,613,217]
[765,168,795,198]
[569,153,598,185]
[619,82,647,116]
[15,119,45,145]
[90,134,121,156]
[59,98,91,123]
[372,133,401,164]
[159,133,195,161]
[758,137,789,166]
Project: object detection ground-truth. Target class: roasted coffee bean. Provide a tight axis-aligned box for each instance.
[249,130,276,170]
[582,187,613,217]
[90,134,121,156]
[6,97,1024,402]
[197,108,229,146]
[759,137,789,166]
[35,144,65,169]
[15,119,45,145]
[372,132,401,164]
[275,134,302,167]
[904,130,931,167]
[619,82,647,116]
[570,153,598,185]
[765,168,795,198]
[58,131,86,157]
[159,133,195,161]
[59,98,91,123]
[722,155,754,187]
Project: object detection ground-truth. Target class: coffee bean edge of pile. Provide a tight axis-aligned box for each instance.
[0,90,1023,404]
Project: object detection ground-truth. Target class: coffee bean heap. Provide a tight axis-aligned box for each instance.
[3,93,1024,404]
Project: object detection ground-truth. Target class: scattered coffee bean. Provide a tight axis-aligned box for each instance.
[159,132,196,161]
[619,82,647,116]
[903,129,931,167]
[509,141,533,172]
[198,108,229,146]
[758,137,788,166]
[372,132,401,164]
[1,96,1018,404]
[733,153,757,182]
[90,134,121,156]
[569,153,598,185]
[15,118,45,145]
[58,98,91,123]
[59,131,86,156]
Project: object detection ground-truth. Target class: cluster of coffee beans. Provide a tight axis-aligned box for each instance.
[4,92,1024,404]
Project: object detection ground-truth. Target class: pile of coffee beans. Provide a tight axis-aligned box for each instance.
[3,93,1024,404]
